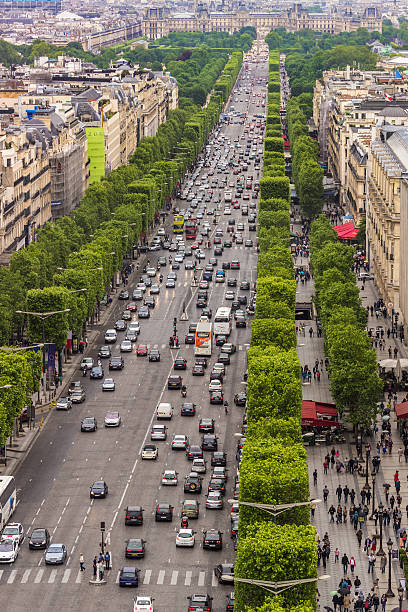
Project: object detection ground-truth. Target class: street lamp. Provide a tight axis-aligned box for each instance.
[227,499,322,518]
[365,444,370,487]
[0,384,12,389]
[68,288,87,294]
[370,471,376,520]
[386,537,395,598]
[219,574,330,596]
[377,502,385,556]
[398,584,404,612]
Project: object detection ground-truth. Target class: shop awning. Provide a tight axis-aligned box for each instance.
[302,400,339,427]
[395,402,408,420]
[333,220,358,240]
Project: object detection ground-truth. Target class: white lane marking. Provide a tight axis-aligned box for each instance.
[116,571,120,584]
[7,570,17,584]
[184,570,192,586]
[198,571,206,586]
[143,569,151,585]
[21,569,31,583]
[170,570,178,585]
[48,569,57,583]
[0,570,3,581]
[34,569,44,583]
[157,569,165,585]
[62,569,71,583]
[75,570,82,583]
[212,573,218,587]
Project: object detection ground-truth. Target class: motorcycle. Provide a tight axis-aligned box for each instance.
[181,386,187,398]
[181,515,189,529]
[82,367,87,377]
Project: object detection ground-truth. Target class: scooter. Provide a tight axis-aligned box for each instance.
[82,367,87,377]
[181,386,187,398]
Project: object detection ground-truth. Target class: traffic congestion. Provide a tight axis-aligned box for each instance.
[0,40,269,612]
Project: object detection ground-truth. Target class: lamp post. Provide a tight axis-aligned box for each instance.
[219,574,330,596]
[386,537,395,598]
[227,498,322,518]
[377,502,385,556]
[370,471,376,520]
[365,444,371,487]
[398,584,404,612]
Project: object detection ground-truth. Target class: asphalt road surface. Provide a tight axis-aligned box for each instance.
[0,42,268,612]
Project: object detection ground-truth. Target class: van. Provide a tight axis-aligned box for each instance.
[156,402,173,420]
[224,192,232,202]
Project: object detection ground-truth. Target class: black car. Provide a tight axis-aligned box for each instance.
[155,503,173,522]
[119,567,139,587]
[201,308,212,319]
[29,528,50,550]
[222,262,230,270]
[218,353,230,365]
[231,300,241,312]
[203,529,223,550]
[211,451,227,467]
[216,335,227,346]
[184,473,202,493]
[124,506,144,526]
[210,390,223,405]
[202,434,218,451]
[238,295,247,305]
[214,563,234,585]
[234,392,247,406]
[186,445,204,460]
[81,416,97,432]
[249,224,257,232]
[199,418,215,433]
[181,402,196,416]
[90,480,108,498]
[195,357,208,369]
[236,316,247,328]
[230,260,240,270]
[174,357,187,370]
[168,375,182,390]
[148,349,160,362]
[187,594,213,611]
[98,345,111,359]
[109,356,124,370]
[90,365,104,379]
[209,370,223,383]
[231,518,239,539]
[227,278,237,287]
[214,247,223,256]
[208,478,226,496]
[196,298,207,308]
[125,538,145,559]
[192,364,205,376]
[185,333,196,345]
[114,319,127,331]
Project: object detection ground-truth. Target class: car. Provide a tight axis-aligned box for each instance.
[210,390,223,404]
[146,266,157,277]
[155,503,173,522]
[174,357,187,370]
[90,365,104,379]
[98,345,111,359]
[81,416,97,432]
[109,356,124,370]
[90,480,108,498]
[230,260,240,270]
[201,307,212,320]
[214,563,234,585]
[141,444,158,460]
[114,319,127,331]
[184,472,202,493]
[80,357,94,370]
[138,306,150,319]
[162,470,178,486]
[137,344,148,357]
[132,289,143,301]
[119,567,139,587]
[186,445,203,460]
[0,539,18,563]
[218,352,230,365]
[28,527,50,550]
[176,528,196,549]
[192,364,205,376]
[71,389,86,404]
[125,538,145,559]
[44,543,67,565]
[236,235,243,244]
[126,301,138,312]
[181,402,196,416]
[56,396,72,411]
[238,295,247,306]
[227,278,237,287]
[214,246,223,256]
[151,425,167,440]
[128,322,141,335]
[119,290,129,300]
[172,434,189,450]
[202,434,218,451]
[120,340,132,353]
[168,375,182,390]
[216,335,227,347]
[122,310,132,321]
[124,506,144,526]
[185,333,196,345]
[192,458,207,474]
[240,280,250,290]
[211,451,227,467]
[230,502,239,521]
[223,343,236,354]
[148,349,160,362]
[150,284,160,295]
[199,418,215,433]
[1,523,24,544]
[234,392,247,406]
[104,410,121,427]
[212,466,228,482]
[181,499,200,519]
[203,529,223,550]
[144,296,156,309]
[231,517,239,539]
[222,262,230,270]
[236,316,247,328]
[102,377,115,392]
[206,491,224,509]
[225,290,235,300]
[133,596,154,611]
[187,594,213,611]
[166,279,176,288]
[208,377,223,392]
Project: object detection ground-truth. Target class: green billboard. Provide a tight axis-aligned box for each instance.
[86,127,105,184]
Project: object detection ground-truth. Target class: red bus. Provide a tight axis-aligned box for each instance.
[185,218,197,240]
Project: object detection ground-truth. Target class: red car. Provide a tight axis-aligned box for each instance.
[126,302,137,311]
[136,344,148,356]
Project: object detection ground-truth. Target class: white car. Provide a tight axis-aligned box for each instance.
[80,357,94,370]
[171,434,189,450]
[175,529,195,548]
[102,378,115,392]
[104,411,121,427]
[209,379,223,392]
[120,340,133,352]
[1,523,24,545]
[150,284,160,295]
[0,539,18,563]
[192,458,206,473]
[134,596,154,612]
[146,267,157,277]
[104,329,117,344]
[161,470,178,486]
[141,444,158,460]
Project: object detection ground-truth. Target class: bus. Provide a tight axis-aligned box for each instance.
[173,214,184,234]
[185,218,197,240]
[195,321,212,357]
[0,476,16,530]
[214,307,232,337]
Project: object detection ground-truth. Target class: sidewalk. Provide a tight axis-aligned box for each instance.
[293,221,407,609]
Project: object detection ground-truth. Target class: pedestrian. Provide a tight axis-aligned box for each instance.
[336,485,343,503]
[350,556,356,574]
[98,552,103,564]
[334,547,340,563]
[343,485,350,503]
[104,550,110,570]
[93,556,97,578]
[381,594,387,612]
[368,553,375,574]
[323,460,329,474]
[313,469,318,485]
[79,553,85,572]
[396,479,401,494]
[323,485,329,502]
[342,553,349,574]
[372,594,379,612]
[350,489,356,505]
[357,529,363,547]
[354,575,362,595]
[328,504,336,523]
[398,447,403,463]
[343,592,351,612]
[310,500,316,518]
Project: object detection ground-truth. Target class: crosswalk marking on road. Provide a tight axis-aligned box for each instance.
[34,569,43,584]
[115,571,120,584]
[75,570,82,584]
[212,573,218,587]
[170,570,178,585]
[61,569,71,584]
[0,570,3,582]
[143,569,151,585]
[7,570,16,584]
[21,569,31,584]
[198,571,205,586]
[48,569,57,584]
[157,570,165,585]
[184,570,192,586]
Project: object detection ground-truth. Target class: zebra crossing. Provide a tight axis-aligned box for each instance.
[143,343,249,350]
[0,566,221,587]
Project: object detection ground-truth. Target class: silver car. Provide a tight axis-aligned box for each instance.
[205,491,224,509]
[151,425,167,440]
[102,378,115,392]
[120,340,133,352]
[56,396,72,411]
[171,434,189,450]
[45,543,67,565]
[104,411,121,427]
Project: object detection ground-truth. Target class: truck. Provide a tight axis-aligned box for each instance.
[185,217,197,240]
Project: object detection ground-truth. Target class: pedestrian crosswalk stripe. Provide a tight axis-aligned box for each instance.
[34,569,43,584]
[0,570,3,582]
[143,569,151,585]
[157,570,165,585]
[153,344,158,349]
[170,570,178,585]
[238,345,243,350]
[21,569,31,583]
[62,569,71,583]
[161,344,166,349]
[7,570,16,584]
[75,570,82,584]
[198,571,205,586]
[115,571,120,584]
[212,573,218,587]
[184,570,192,586]
[48,569,57,584]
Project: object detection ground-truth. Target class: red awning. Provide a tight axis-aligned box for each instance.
[333,221,358,240]
[396,402,408,419]
[302,400,339,427]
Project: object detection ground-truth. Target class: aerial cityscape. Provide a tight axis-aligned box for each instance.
[2,1,408,611]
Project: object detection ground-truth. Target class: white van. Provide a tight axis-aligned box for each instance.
[224,191,232,202]
[156,402,173,420]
